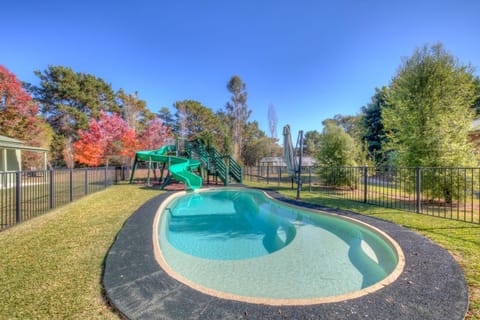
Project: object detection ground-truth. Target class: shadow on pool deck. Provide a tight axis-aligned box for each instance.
[102,188,468,320]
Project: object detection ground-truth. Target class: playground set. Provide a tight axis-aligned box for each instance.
[129,125,304,192]
[129,139,243,190]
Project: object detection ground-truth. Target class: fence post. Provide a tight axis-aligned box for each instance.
[225,157,229,186]
[363,166,368,203]
[49,170,54,209]
[279,167,282,186]
[266,166,269,184]
[69,169,73,202]
[15,171,21,224]
[309,166,312,192]
[415,167,422,213]
[114,167,118,184]
[104,167,108,188]
[85,169,88,195]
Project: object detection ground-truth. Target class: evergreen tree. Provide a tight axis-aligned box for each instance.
[158,106,175,129]
[360,87,391,165]
[173,100,223,148]
[383,43,477,168]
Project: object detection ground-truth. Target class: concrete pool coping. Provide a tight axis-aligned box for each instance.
[103,187,468,319]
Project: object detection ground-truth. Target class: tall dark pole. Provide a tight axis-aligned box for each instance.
[296,130,304,200]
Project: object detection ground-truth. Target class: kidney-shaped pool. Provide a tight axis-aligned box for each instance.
[154,188,405,305]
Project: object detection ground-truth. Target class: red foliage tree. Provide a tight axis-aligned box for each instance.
[0,65,50,168]
[0,65,37,120]
[74,111,138,166]
[137,117,171,150]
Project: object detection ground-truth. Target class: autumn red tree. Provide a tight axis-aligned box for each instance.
[74,111,138,166]
[137,117,171,150]
[0,65,51,168]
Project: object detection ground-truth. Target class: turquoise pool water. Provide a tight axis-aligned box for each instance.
[157,188,402,302]
[166,190,296,260]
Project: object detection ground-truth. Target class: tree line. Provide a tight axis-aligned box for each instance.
[304,43,480,171]
[1,66,279,169]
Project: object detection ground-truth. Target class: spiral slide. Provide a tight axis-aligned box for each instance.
[132,145,202,190]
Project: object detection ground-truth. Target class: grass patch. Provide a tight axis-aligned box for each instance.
[245,181,480,320]
[0,184,161,319]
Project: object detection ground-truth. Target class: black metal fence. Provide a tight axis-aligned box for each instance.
[5,165,478,229]
[244,166,480,224]
[0,167,126,230]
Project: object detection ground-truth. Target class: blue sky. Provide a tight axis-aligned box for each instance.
[1,1,479,139]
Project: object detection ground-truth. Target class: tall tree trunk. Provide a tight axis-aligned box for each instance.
[63,136,75,169]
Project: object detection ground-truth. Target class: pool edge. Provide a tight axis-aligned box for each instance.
[152,188,406,306]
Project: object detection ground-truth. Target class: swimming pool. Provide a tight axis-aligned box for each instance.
[154,188,404,305]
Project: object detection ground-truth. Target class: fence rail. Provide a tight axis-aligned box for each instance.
[244,165,480,224]
[1,167,125,230]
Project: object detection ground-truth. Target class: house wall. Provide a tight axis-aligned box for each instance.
[0,148,21,172]
[259,156,317,167]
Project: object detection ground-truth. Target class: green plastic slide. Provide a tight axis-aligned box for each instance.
[133,145,202,190]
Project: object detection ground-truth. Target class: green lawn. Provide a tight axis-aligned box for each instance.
[0,184,160,319]
[0,182,478,319]
[244,181,480,320]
